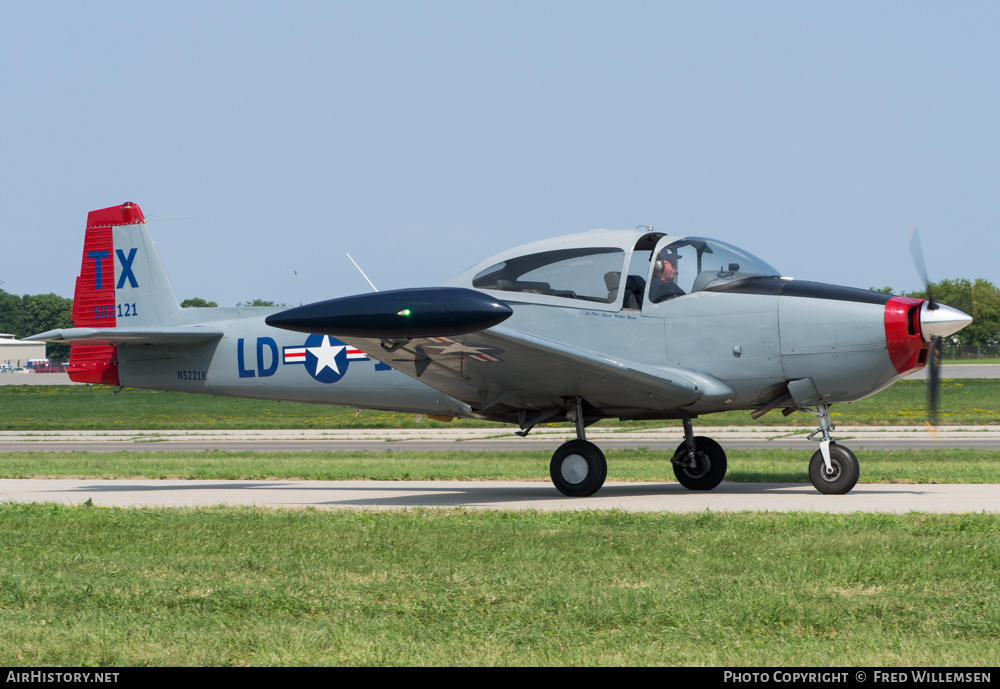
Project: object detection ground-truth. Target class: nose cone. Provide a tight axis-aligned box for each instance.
[920,302,973,341]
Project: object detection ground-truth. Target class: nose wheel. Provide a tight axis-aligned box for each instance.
[808,442,859,494]
[805,404,860,494]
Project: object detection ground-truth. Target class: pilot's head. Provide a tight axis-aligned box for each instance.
[654,247,680,280]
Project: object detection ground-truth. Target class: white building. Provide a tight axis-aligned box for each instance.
[0,334,46,368]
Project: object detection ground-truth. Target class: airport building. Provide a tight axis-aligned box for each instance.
[0,334,46,368]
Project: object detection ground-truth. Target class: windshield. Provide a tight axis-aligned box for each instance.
[649,238,780,303]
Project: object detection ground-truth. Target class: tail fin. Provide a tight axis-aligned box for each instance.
[68,202,181,383]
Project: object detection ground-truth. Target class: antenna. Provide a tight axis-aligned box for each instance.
[346,253,379,292]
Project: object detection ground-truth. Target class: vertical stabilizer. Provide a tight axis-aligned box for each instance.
[68,202,181,383]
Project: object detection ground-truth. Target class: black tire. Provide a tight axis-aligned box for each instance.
[672,436,727,490]
[550,440,607,497]
[808,442,859,495]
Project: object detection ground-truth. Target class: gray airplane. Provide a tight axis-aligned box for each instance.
[30,203,972,496]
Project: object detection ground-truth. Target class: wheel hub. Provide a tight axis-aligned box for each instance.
[682,452,709,479]
[821,460,842,482]
[561,454,589,484]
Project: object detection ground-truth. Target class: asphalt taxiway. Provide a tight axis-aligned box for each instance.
[2,425,999,453]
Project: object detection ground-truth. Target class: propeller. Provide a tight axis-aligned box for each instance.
[907,225,942,426]
[907,224,938,311]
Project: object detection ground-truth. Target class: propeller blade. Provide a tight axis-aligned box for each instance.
[927,335,942,427]
[907,225,937,310]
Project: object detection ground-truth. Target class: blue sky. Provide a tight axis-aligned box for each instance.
[2,1,998,307]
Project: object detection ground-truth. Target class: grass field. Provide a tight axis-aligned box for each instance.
[2,448,997,484]
[1,505,997,666]
[0,379,998,429]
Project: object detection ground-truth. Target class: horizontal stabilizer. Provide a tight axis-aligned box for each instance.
[27,327,223,346]
[266,287,513,338]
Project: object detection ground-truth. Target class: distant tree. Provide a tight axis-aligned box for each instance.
[236,299,286,307]
[0,289,21,335]
[868,286,896,295]
[18,293,73,359]
[181,297,218,308]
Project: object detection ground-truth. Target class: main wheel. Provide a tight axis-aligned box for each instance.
[672,436,727,490]
[808,442,859,495]
[550,439,607,497]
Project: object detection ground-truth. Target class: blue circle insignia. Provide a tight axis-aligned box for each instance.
[303,334,351,384]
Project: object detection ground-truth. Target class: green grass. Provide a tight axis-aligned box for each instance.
[2,448,998,484]
[1,505,997,666]
[1,379,998,429]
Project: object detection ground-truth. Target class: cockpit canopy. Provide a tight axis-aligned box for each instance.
[454,229,781,309]
[649,237,781,302]
[471,247,626,304]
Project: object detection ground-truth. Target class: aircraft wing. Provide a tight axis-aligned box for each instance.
[26,327,224,346]
[265,287,734,417]
[337,326,735,415]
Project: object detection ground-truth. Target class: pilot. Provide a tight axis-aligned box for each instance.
[649,246,685,303]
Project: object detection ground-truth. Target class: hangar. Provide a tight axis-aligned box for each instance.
[0,334,46,368]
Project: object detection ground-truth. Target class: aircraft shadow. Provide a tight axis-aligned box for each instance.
[49,480,950,509]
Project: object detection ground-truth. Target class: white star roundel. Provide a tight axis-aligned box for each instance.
[304,334,350,383]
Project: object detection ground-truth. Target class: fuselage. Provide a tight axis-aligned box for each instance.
[117,274,923,421]
[53,210,967,424]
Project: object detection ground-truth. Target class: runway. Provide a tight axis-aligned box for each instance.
[2,426,999,452]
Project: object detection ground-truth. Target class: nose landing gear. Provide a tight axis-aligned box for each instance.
[805,404,860,494]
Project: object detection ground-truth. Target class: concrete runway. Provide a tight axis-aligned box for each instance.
[3,426,999,453]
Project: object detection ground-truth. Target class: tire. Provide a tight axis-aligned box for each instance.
[672,436,727,490]
[550,440,608,497]
[808,442,859,495]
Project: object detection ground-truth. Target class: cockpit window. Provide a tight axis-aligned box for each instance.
[649,238,780,303]
[473,247,626,303]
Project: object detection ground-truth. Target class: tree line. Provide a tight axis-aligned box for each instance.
[0,289,74,359]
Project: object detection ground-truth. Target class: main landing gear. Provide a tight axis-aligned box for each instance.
[670,418,728,490]
[548,398,608,497]
[550,439,608,497]
[547,407,731,497]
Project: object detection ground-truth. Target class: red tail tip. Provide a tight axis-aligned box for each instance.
[87,202,146,228]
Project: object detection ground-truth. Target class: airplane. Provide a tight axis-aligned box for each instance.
[29,202,973,497]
